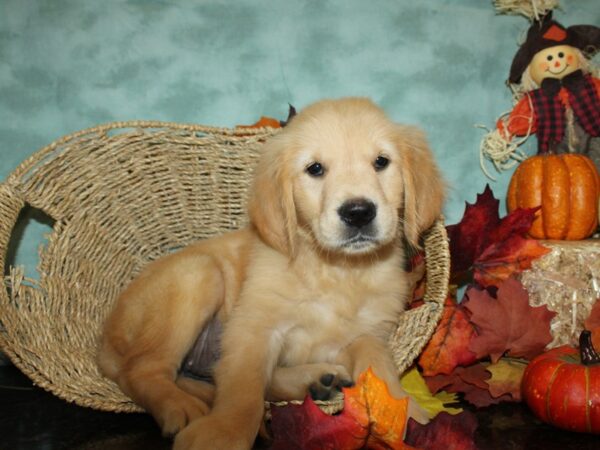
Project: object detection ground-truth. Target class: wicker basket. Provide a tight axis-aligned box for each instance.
[0,121,449,414]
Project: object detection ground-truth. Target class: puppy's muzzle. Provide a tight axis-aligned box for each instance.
[337,198,377,228]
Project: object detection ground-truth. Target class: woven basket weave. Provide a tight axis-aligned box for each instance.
[0,121,449,414]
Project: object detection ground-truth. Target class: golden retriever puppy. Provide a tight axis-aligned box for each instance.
[98,97,445,450]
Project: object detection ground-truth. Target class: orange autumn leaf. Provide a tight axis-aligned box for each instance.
[418,296,477,376]
[270,368,416,450]
[344,368,413,449]
[237,116,282,129]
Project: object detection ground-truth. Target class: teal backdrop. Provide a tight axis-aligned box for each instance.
[1,0,599,276]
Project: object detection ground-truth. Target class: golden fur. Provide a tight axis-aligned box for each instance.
[98,97,445,450]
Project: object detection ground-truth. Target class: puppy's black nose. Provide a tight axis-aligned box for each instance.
[338,199,376,228]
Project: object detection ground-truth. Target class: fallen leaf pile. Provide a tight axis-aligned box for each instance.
[270,367,475,449]
[425,360,526,408]
[417,186,556,410]
[416,278,552,407]
[270,368,414,450]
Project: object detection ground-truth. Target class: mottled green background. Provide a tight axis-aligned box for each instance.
[1,0,599,276]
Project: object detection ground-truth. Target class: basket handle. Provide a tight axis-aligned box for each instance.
[387,216,449,374]
[421,216,449,307]
[0,182,27,279]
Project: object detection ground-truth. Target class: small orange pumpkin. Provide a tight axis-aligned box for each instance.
[521,330,600,434]
[507,153,600,240]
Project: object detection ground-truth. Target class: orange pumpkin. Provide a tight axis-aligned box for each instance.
[507,153,600,240]
[521,330,600,434]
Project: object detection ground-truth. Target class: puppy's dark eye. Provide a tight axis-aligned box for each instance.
[374,156,390,171]
[306,162,325,177]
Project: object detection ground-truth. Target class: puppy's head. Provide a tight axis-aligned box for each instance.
[248,98,445,257]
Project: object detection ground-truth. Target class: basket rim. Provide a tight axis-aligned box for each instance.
[5,120,278,184]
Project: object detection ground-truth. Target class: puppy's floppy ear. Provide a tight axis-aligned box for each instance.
[396,125,446,248]
[247,136,297,256]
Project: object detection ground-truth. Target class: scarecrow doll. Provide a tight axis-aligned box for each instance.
[482,14,600,175]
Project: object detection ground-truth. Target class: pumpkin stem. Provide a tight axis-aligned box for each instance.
[579,330,600,365]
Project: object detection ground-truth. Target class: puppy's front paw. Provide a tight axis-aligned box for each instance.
[156,395,210,438]
[309,372,354,401]
[173,416,252,450]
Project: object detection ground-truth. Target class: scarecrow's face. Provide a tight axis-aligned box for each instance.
[529,45,581,85]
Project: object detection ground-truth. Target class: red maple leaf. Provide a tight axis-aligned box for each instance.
[405,411,478,450]
[463,278,556,363]
[487,202,541,243]
[446,185,545,286]
[269,396,366,450]
[446,185,501,281]
[418,296,477,376]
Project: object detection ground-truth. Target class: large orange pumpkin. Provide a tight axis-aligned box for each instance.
[507,153,600,240]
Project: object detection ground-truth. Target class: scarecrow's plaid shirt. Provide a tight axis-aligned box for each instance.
[530,70,600,153]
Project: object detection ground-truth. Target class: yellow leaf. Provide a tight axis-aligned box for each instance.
[400,367,462,418]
